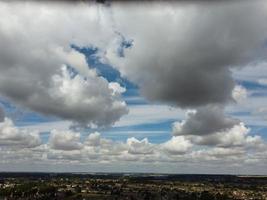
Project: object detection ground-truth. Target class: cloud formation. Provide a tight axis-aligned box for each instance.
[1,1,266,129]
[0,118,41,148]
[0,1,267,173]
[102,1,267,144]
[161,136,192,154]
[127,137,154,155]
[0,126,265,174]
[0,2,127,127]
[188,122,263,148]
[106,1,267,108]
[49,129,83,151]
[173,105,239,136]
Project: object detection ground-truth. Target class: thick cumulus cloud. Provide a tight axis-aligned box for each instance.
[0,2,128,127]
[48,66,127,127]
[173,105,239,136]
[0,118,41,148]
[172,104,263,147]
[188,122,263,148]
[106,1,267,108]
[102,1,267,139]
[1,1,266,128]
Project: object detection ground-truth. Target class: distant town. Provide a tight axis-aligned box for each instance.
[0,173,266,200]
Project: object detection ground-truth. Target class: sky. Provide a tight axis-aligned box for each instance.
[0,0,267,174]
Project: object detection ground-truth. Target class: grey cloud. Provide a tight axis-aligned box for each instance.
[103,1,267,152]
[0,107,4,122]
[173,105,239,136]
[106,1,267,108]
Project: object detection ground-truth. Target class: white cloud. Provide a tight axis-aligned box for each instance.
[127,137,154,155]
[0,123,265,174]
[47,66,128,127]
[109,82,126,95]
[161,136,192,154]
[54,46,96,78]
[188,122,263,148]
[49,129,82,151]
[232,85,248,103]
[84,132,101,147]
[0,2,127,127]
[0,118,41,148]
